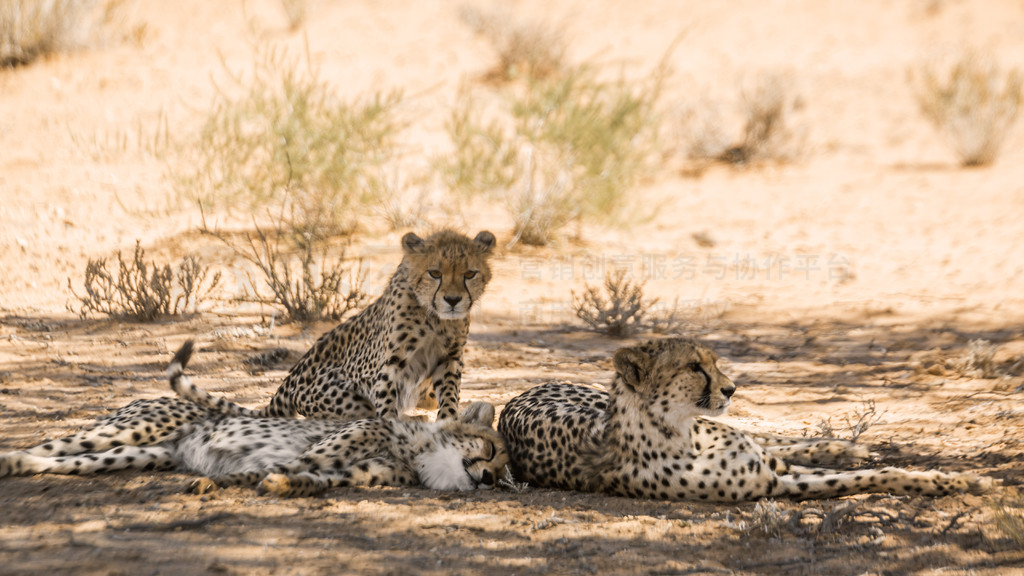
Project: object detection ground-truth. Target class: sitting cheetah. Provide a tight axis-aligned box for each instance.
[498,338,992,502]
[224,228,497,422]
[0,343,509,497]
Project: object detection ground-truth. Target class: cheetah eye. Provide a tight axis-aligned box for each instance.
[428,270,441,279]
[462,442,496,467]
[464,270,478,280]
[687,362,702,372]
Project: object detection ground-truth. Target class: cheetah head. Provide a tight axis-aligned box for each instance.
[613,338,736,426]
[415,401,509,490]
[402,229,496,321]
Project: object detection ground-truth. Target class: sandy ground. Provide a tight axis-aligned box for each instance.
[2,0,1024,574]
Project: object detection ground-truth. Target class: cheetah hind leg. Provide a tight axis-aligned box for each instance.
[749,432,871,467]
[15,397,205,458]
[0,445,177,477]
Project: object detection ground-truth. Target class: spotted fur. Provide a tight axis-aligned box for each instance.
[498,338,993,502]
[0,344,509,496]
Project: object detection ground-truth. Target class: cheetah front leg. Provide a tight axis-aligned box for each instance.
[257,458,415,497]
[1,445,178,477]
[773,466,994,499]
[187,471,268,494]
[429,356,463,421]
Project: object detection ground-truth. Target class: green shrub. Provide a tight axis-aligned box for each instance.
[174,45,403,236]
[513,65,662,222]
[438,87,518,197]
[441,62,664,246]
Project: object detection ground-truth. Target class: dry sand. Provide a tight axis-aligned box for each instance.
[2,1,1024,574]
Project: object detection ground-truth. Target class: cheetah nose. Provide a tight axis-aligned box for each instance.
[721,385,736,398]
[444,295,463,307]
[480,469,494,486]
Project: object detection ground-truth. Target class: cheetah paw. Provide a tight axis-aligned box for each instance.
[187,477,219,495]
[964,474,995,494]
[848,444,871,462]
[258,473,292,497]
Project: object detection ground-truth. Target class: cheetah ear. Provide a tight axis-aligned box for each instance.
[401,232,426,254]
[473,231,496,255]
[613,347,652,392]
[458,401,496,427]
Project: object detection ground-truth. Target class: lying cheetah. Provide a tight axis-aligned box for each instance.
[0,343,509,497]
[498,338,992,502]
[229,229,497,421]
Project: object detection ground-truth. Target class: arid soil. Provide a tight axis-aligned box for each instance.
[2,1,1024,575]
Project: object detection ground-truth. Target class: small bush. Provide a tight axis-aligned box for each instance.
[514,65,662,221]
[1,0,91,67]
[960,338,999,378]
[174,44,403,236]
[279,0,306,31]
[572,270,681,337]
[437,86,518,197]
[459,5,565,83]
[814,400,882,442]
[203,205,368,323]
[910,50,1022,166]
[507,144,576,246]
[442,62,664,246]
[994,495,1024,548]
[683,73,804,166]
[235,224,367,323]
[69,241,221,321]
[747,500,793,539]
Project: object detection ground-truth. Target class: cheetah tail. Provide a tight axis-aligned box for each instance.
[166,340,261,417]
[171,340,194,371]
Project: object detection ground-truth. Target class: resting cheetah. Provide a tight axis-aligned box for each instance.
[217,229,497,422]
[498,338,993,502]
[0,343,509,496]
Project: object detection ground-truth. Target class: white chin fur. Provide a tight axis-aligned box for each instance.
[415,445,475,491]
[436,309,468,320]
[699,401,730,417]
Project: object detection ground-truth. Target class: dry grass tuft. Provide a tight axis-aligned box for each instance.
[910,50,1022,166]
[572,270,681,337]
[459,4,565,83]
[683,73,804,167]
[994,495,1024,548]
[0,0,136,67]
[959,338,999,378]
[1,0,90,66]
[69,241,221,321]
[201,206,368,323]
